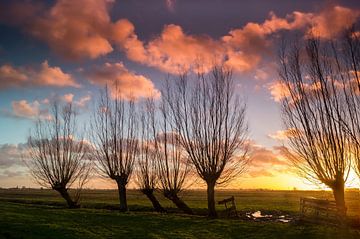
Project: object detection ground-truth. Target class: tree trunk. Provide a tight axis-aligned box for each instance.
[56,188,79,208]
[332,180,346,217]
[164,192,193,215]
[142,189,166,213]
[117,180,128,212]
[207,180,217,218]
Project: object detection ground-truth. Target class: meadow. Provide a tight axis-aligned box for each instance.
[0,188,360,238]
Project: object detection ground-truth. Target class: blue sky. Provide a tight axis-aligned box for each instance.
[0,0,359,189]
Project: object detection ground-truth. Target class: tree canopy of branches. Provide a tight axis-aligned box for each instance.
[155,98,193,214]
[338,29,360,181]
[278,36,354,215]
[164,65,249,217]
[135,100,166,212]
[91,86,138,211]
[27,102,91,208]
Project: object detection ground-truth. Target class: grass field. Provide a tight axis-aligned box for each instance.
[0,189,360,238]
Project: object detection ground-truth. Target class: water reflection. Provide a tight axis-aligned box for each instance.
[245,211,292,223]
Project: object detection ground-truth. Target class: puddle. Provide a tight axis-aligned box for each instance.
[244,211,292,223]
[252,211,272,218]
[278,219,291,223]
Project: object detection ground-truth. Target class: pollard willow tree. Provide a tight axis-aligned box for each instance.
[27,102,91,208]
[164,65,249,217]
[91,86,138,211]
[278,37,352,215]
[155,96,193,214]
[135,100,166,212]
[337,28,360,183]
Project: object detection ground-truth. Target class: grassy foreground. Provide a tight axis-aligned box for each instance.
[0,189,359,238]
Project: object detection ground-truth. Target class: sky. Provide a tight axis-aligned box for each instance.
[0,0,359,190]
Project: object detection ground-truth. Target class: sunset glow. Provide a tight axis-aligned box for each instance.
[0,0,359,191]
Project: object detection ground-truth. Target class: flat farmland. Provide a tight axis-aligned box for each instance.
[0,189,359,239]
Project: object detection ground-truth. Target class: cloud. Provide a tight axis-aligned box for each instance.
[8,100,51,120]
[0,61,79,89]
[268,128,299,141]
[35,61,79,87]
[243,142,290,178]
[121,5,360,74]
[29,0,114,59]
[267,81,291,102]
[12,100,40,119]
[87,62,161,100]
[307,6,360,39]
[60,93,91,108]
[61,93,74,103]
[1,1,358,74]
[75,95,92,108]
[0,144,26,169]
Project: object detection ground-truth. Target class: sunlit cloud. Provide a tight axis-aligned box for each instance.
[7,100,51,120]
[86,62,161,100]
[0,61,79,89]
[2,1,358,75]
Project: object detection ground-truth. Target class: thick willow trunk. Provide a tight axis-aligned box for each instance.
[142,189,166,213]
[164,191,193,215]
[332,180,346,217]
[56,187,79,208]
[116,180,128,212]
[206,180,217,218]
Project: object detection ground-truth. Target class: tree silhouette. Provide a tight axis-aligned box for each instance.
[135,99,166,213]
[155,97,193,214]
[278,37,352,215]
[163,65,249,217]
[91,85,137,211]
[27,101,91,208]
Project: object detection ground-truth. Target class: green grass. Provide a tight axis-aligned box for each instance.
[0,189,359,238]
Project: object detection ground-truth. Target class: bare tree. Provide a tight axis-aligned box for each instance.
[278,37,352,215]
[155,97,193,215]
[27,101,91,208]
[163,65,249,217]
[337,28,360,181]
[135,99,166,212]
[91,85,138,211]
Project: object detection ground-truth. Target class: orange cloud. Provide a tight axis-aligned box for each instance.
[244,142,290,178]
[121,5,359,74]
[29,0,114,59]
[267,81,291,102]
[0,61,79,89]
[12,100,40,119]
[60,93,91,108]
[87,62,161,100]
[1,1,358,74]
[307,6,360,39]
[9,100,51,120]
[268,128,299,141]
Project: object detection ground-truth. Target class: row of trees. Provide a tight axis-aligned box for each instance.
[27,28,360,218]
[27,66,249,217]
[278,28,360,216]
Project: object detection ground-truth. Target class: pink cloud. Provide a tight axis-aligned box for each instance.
[307,6,360,39]
[60,93,91,108]
[12,100,40,118]
[0,61,79,89]
[9,100,51,120]
[87,62,160,100]
[1,1,358,74]
[241,142,291,178]
[267,81,291,102]
[268,128,299,141]
[29,0,114,59]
